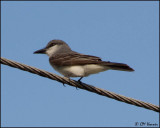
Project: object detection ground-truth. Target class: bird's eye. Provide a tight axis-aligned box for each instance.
[46,43,54,49]
[50,43,54,47]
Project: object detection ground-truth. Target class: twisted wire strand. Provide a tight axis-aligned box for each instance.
[1,57,159,113]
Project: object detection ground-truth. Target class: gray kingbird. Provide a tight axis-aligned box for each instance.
[34,40,134,82]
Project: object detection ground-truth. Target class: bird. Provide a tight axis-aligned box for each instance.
[34,39,134,83]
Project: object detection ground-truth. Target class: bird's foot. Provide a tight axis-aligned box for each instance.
[75,77,84,90]
[62,83,66,87]
[78,77,83,84]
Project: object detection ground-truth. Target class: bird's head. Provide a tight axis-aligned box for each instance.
[34,40,71,57]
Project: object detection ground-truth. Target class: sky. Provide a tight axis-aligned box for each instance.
[1,1,159,127]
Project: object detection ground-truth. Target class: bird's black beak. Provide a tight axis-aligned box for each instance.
[34,48,46,54]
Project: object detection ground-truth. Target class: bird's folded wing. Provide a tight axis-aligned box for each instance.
[49,52,103,66]
[49,52,134,71]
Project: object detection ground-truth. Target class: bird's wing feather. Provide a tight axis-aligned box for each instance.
[49,52,134,71]
[49,52,103,66]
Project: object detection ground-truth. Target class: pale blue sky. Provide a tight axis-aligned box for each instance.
[1,1,159,127]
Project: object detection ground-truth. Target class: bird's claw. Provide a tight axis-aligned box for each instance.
[62,83,66,87]
[78,77,83,84]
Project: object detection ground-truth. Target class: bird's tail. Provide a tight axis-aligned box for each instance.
[103,62,134,72]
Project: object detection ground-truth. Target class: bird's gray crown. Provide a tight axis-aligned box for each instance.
[45,40,69,49]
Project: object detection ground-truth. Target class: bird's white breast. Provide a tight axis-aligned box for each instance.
[51,64,110,78]
[52,65,85,77]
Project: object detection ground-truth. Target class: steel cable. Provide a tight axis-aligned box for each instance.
[1,57,159,113]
